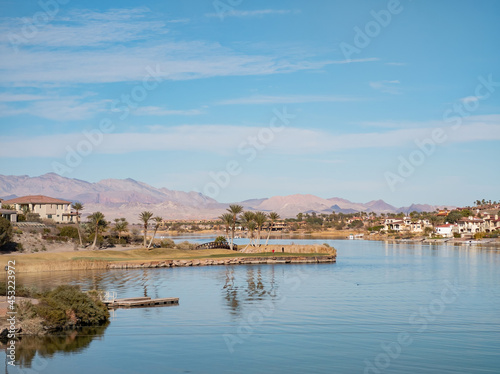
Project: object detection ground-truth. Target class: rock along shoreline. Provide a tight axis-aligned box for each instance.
[107,256,336,269]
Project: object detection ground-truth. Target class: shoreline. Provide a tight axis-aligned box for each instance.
[0,244,337,273]
[107,255,337,269]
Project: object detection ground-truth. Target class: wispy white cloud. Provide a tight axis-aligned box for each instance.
[0,41,333,86]
[218,95,363,105]
[0,7,335,87]
[132,106,203,116]
[0,8,168,47]
[206,9,300,18]
[0,93,48,102]
[2,115,499,158]
[369,80,401,95]
[0,96,108,121]
[332,57,379,64]
[460,96,480,104]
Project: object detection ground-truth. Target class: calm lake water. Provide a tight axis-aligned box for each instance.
[5,239,500,373]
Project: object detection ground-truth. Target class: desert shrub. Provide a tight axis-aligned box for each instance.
[0,283,39,298]
[16,300,38,321]
[334,223,345,230]
[16,243,24,252]
[176,241,195,250]
[0,217,12,248]
[35,285,109,329]
[58,226,79,239]
[348,220,364,229]
[160,239,175,248]
[26,213,42,222]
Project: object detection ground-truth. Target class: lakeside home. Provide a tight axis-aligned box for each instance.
[456,215,500,234]
[435,224,455,238]
[383,217,432,233]
[2,195,77,223]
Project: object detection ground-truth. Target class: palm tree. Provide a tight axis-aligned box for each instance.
[239,220,258,252]
[240,211,255,239]
[220,213,234,245]
[227,204,243,250]
[88,212,106,250]
[147,216,163,249]
[253,211,267,247]
[264,212,280,247]
[240,211,256,251]
[72,202,84,246]
[139,211,154,247]
[114,218,128,242]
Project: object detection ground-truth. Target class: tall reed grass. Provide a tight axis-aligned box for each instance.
[15,260,109,273]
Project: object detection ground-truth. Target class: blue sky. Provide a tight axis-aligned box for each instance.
[0,0,499,206]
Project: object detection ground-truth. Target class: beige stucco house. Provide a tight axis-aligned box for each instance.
[2,195,77,223]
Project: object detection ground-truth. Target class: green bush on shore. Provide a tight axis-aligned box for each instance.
[17,285,109,331]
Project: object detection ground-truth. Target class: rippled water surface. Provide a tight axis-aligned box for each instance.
[6,239,500,373]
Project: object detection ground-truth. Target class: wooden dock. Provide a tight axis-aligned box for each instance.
[104,297,179,309]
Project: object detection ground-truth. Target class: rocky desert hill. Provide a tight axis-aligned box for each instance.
[0,173,452,222]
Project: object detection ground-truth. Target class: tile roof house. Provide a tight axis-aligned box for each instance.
[456,217,484,234]
[2,195,76,223]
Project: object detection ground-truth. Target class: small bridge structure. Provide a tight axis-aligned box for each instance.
[194,241,238,251]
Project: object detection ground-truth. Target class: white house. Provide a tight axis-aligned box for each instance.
[384,218,405,231]
[435,224,455,238]
[3,195,77,223]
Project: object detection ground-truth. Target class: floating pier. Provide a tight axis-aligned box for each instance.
[104,296,179,309]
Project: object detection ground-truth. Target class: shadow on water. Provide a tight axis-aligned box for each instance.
[1,323,109,369]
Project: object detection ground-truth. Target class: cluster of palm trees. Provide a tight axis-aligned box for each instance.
[219,205,280,250]
[71,204,164,250]
[71,202,108,251]
[138,211,163,249]
[474,199,498,207]
[71,203,130,250]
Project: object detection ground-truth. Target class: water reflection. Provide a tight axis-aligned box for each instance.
[222,266,279,317]
[1,324,108,369]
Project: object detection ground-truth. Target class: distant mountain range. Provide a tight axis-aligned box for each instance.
[0,173,453,222]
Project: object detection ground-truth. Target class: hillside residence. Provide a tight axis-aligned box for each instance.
[3,195,77,223]
[383,217,432,233]
[435,224,455,238]
[456,217,485,234]
[455,215,500,235]
[0,198,18,222]
[483,214,500,232]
